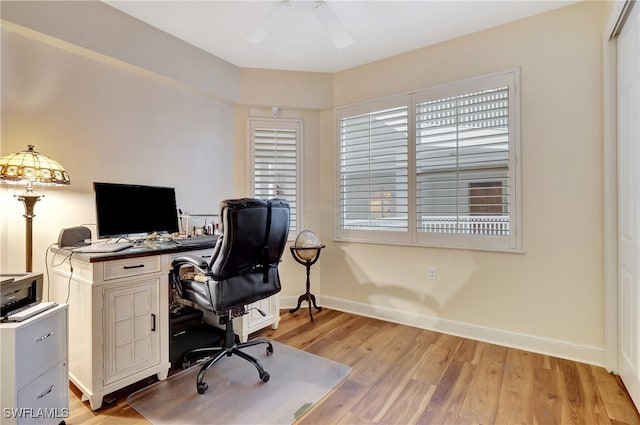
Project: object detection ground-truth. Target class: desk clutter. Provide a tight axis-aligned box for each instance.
[178,212,220,238]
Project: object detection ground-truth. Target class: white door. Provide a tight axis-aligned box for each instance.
[618,0,640,410]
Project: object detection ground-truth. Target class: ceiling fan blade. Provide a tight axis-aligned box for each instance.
[311,1,353,49]
[246,0,293,43]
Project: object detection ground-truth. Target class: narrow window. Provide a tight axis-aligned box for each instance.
[250,119,301,237]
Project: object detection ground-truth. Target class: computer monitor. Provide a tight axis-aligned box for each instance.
[93,182,179,239]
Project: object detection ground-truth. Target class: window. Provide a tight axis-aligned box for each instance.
[337,70,521,251]
[339,101,409,234]
[250,119,301,237]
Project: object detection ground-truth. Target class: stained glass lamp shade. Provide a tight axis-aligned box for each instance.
[0,145,70,185]
[0,145,70,272]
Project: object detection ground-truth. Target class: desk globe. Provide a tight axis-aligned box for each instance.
[289,230,325,321]
[294,230,321,259]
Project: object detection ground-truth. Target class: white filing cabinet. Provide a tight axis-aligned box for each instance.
[0,304,69,425]
[170,249,280,343]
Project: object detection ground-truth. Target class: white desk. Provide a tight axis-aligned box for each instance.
[48,239,279,410]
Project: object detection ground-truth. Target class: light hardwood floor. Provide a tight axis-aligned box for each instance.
[67,308,640,424]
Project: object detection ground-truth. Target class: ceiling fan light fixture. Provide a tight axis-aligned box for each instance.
[246,0,293,43]
[311,0,353,49]
[247,0,353,49]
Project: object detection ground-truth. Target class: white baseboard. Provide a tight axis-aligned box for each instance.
[280,295,604,367]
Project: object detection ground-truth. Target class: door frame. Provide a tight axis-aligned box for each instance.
[604,0,637,374]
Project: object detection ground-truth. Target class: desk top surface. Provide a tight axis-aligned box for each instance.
[51,236,218,263]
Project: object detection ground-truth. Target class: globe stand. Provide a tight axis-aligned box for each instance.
[289,245,325,321]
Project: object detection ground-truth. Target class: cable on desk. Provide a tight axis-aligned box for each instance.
[45,243,74,304]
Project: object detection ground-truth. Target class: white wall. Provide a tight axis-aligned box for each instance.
[234,65,333,299]
[318,1,607,364]
[0,2,237,274]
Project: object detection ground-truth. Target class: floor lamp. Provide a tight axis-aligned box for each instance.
[0,145,70,272]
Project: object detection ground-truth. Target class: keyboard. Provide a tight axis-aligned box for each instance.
[7,302,57,322]
[175,236,218,247]
[73,242,134,253]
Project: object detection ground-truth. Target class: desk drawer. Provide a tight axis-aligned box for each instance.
[103,256,161,281]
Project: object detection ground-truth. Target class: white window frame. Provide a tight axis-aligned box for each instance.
[335,69,522,252]
[249,118,303,239]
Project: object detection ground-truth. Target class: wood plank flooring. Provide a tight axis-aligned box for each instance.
[66,308,640,425]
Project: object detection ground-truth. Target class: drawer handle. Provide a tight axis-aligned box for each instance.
[36,331,54,342]
[37,385,55,399]
[123,264,145,270]
[151,313,156,332]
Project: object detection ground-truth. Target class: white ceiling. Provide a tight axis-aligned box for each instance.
[103,1,576,73]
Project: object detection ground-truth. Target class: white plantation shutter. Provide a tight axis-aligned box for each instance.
[336,70,520,251]
[250,120,300,236]
[338,103,409,233]
[415,85,511,236]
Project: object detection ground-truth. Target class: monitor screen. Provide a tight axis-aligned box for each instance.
[93,182,179,239]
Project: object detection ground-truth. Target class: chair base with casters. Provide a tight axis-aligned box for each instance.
[181,308,274,394]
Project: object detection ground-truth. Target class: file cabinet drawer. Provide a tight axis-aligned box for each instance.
[15,308,66,385]
[103,256,161,281]
[17,361,68,424]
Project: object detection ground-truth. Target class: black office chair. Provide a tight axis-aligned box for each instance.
[169,198,290,394]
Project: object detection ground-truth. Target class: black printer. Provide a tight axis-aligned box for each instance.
[0,272,55,321]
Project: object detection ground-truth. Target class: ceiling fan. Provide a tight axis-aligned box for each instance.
[246,0,353,49]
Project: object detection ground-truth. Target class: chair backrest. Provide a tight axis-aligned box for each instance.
[205,198,290,311]
[210,198,290,280]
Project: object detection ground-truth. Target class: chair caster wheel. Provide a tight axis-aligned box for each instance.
[197,382,209,394]
[182,359,191,369]
[261,372,270,383]
[266,344,274,355]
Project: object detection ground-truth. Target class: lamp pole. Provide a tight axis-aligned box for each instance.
[18,184,41,273]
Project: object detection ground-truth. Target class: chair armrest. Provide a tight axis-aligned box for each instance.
[171,255,210,275]
[170,255,211,300]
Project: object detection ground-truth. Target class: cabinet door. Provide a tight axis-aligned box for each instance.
[103,278,160,385]
[246,295,279,333]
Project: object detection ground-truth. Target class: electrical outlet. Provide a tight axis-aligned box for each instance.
[428,267,437,280]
